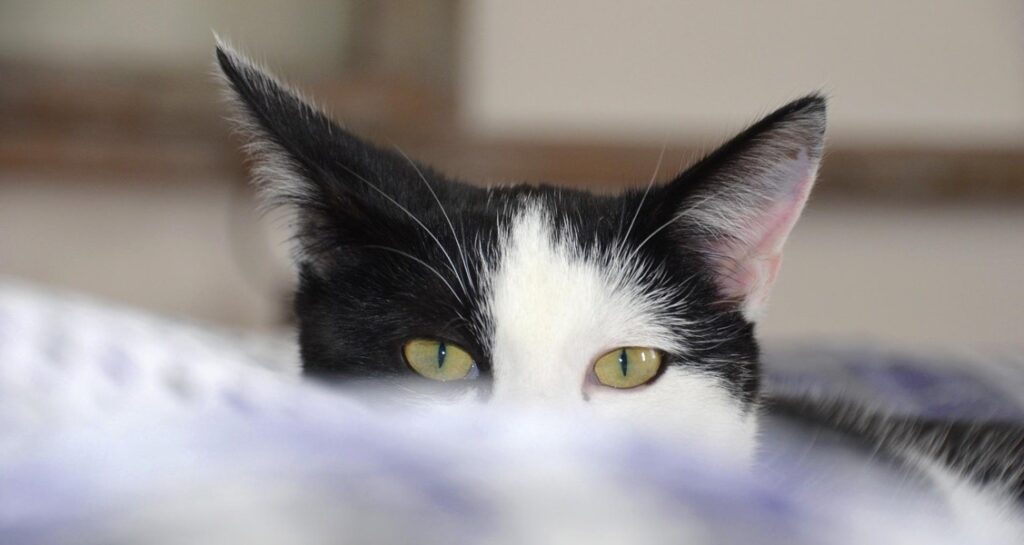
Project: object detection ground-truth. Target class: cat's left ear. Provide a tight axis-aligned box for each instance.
[659,96,826,320]
[214,39,435,271]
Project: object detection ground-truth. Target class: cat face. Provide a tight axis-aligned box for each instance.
[217,42,825,461]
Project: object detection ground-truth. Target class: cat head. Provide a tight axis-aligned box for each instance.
[217,43,825,459]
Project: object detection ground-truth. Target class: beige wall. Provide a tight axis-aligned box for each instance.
[762,203,1024,349]
[462,0,1024,147]
[0,0,351,71]
[0,176,292,329]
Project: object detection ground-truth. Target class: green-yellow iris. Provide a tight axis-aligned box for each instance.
[403,338,476,381]
[593,347,663,389]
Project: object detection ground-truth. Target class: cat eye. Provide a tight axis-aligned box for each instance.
[403,338,477,381]
[593,347,663,389]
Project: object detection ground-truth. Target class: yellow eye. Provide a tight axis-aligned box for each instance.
[402,338,476,381]
[593,347,663,389]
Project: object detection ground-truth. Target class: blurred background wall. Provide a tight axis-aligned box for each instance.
[0,0,353,71]
[0,1,1022,349]
[464,1,1024,146]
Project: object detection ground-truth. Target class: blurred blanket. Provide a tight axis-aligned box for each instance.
[1,280,1023,544]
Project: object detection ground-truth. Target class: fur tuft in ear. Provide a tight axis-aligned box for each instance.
[216,39,337,207]
[216,39,366,265]
[215,39,441,270]
[663,95,826,320]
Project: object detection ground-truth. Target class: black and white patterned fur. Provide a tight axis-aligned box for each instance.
[216,42,1023,508]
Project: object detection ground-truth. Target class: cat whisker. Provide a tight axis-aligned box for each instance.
[332,161,469,296]
[361,244,466,305]
[625,211,682,263]
[393,144,476,294]
[624,192,735,266]
[621,143,666,244]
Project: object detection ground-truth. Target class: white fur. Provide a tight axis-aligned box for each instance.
[913,455,1024,541]
[482,204,757,467]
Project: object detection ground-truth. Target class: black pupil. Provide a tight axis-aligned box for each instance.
[618,349,628,377]
[437,342,447,368]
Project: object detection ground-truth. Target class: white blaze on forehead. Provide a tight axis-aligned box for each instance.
[482,204,757,465]
[485,205,681,402]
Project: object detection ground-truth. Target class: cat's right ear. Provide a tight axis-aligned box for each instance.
[215,40,390,265]
[654,96,826,321]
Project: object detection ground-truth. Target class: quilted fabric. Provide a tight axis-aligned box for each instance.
[1,280,1022,544]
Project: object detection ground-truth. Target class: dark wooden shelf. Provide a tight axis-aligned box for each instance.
[2,61,1022,202]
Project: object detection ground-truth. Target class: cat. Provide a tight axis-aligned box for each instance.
[215,41,1024,508]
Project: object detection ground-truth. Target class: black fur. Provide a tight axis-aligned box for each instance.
[768,396,1024,500]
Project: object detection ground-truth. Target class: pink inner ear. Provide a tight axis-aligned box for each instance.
[712,158,817,320]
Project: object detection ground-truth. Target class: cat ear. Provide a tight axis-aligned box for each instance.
[215,40,401,265]
[661,96,826,320]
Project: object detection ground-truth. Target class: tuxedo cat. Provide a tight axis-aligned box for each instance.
[216,42,1023,503]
